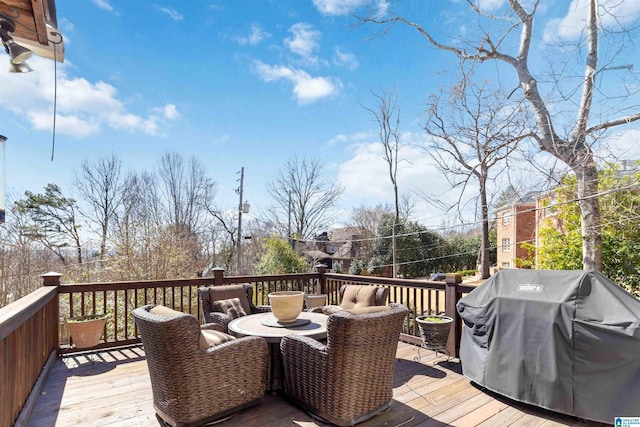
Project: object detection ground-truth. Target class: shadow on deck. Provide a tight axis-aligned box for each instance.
[24,343,610,427]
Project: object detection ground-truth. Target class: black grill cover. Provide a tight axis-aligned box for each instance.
[457,269,640,423]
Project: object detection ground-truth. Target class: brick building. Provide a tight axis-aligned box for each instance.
[496,197,537,269]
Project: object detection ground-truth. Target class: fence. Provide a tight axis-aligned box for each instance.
[0,266,476,427]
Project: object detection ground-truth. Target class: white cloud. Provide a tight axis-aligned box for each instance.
[313,0,363,16]
[252,61,341,104]
[92,0,114,12]
[0,57,179,138]
[28,111,101,138]
[595,128,640,161]
[333,47,359,70]
[237,24,270,45]
[285,23,321,64]
[157,7,183,21]
[313,0,390,17]
[162,104,180,119]
[335,133,471,225]
[544,0,640,43]
[475,0,507,11]
[327,131,370,146]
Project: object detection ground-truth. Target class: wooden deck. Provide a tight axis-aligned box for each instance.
[24,343,610,427]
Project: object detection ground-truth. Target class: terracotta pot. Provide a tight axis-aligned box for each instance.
[66,315,107,349]
[268,291,304,323]
[416,315,453,351]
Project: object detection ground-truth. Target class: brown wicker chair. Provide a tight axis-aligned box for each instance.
[198,283,271,331]
[309,284,389,314]
[133,304,268,427]
[281,303,409,426]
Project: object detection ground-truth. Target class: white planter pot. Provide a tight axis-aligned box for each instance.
[304,294,327,310]
[268,291,304,323]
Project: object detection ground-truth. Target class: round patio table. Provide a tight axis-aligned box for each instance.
[228,311,328,392]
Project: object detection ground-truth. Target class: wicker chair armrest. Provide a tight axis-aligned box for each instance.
[203,335,267,357]
[282,334,327,353]
[200,322,226,332]
[200,336,269,374]
[203,312,230,331]
[197,336,269,396]
[376,286,390,305]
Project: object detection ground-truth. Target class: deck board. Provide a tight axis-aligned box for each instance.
[24,343,611,427]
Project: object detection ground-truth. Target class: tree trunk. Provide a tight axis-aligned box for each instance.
[575,161,602,271]
[479,179,491,279]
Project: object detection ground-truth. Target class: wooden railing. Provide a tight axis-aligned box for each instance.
[0,280,58,427]
[318,268,476,355]
[0,266,476,427]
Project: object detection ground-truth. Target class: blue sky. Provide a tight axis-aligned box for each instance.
[1,0,640,229]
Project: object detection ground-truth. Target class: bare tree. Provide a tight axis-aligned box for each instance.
[360,0,640,271]
[157,151,217,237]
[0,197,55,307]
[110,171,157,279]
[362,90,403,277]
[202,205,239,272]
[349,203,394,263]
[111,169,209,281]
[75,154,124,260]
[424,77,532,278]
[265,157,344,240]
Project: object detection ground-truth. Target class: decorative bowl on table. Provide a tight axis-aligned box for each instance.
[268,291,304,323]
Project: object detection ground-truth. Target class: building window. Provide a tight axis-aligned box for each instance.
[502,262,510,269]
[502,238,511,252]
[502,212,511,225]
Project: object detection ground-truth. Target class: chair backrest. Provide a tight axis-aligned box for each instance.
[199,284,253,319]
[133,305,202,357]
[339,285,389,309]
[325,303,408,382]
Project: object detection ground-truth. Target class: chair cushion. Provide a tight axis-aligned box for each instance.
[344,306,390,315]
[199,329,236,349]
[212,297,247,320]
[340,286,378,309]
[149,305,183,317]
[207,285,252,315]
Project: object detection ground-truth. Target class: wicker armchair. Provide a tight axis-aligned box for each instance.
[281,303,409,426]
[133,304,268,427]
[309,284,389,314]
[198,283,271,331]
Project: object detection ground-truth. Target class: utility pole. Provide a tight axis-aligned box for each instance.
[287,190,292,248]
[392,222,397,278]
[236,167,244,274]
[0,135,6,224]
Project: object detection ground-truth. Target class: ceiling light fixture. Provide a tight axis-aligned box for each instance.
[0,12,33,69]
[8,61,33,73]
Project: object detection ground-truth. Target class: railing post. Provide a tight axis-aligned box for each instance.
[212,267,225,286]
[316,264,328,294]
[41,271,62,353]
[445,273,462,358]
[41,271,62,287]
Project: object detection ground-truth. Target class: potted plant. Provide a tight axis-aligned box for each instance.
[415,314,453,352]
[66,314,107,349]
